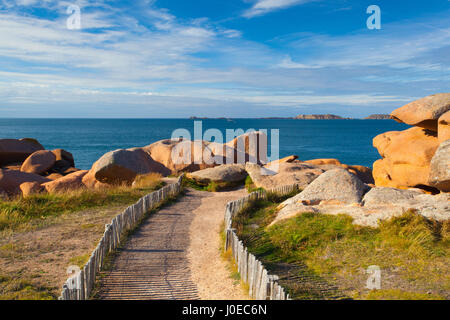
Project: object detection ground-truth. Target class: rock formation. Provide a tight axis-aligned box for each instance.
[186,164,247,187]
[373,93,449,191]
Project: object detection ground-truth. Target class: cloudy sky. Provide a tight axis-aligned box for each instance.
[0,0,449,118]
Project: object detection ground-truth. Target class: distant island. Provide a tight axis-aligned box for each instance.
[189,114,393,120]
[364,114,391,120]
[294,114,349,120]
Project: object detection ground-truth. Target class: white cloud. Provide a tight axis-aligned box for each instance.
[243,0,314,18]
[0,3,448,117]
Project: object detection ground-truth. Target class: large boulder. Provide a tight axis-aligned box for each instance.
[391,93,450,131]
[20,150,56,175]
[246,162,324,190]
[362,187,422,206]
[91,148,170,185]
[144,139,216,174]
[429,140,450,192]
[286,168,369,205]
[43,170,88,194]
[373,127,440,189]
[186,164,247,186]
[438,111,450,143]
[0,169,50,196]
[0,138,44,166]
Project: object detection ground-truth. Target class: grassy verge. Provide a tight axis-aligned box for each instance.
[234,198,450,300]
[0,175,164,233]
[219,222,249,296]
[0,274,55,300]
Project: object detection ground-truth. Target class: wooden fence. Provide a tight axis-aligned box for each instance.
[224,184,300,300]
[59,175,184,300]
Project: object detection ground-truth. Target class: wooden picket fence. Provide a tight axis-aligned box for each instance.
[224,184,300,300]
[59,175,184,300]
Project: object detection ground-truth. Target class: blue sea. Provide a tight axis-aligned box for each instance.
[0,119,409,170]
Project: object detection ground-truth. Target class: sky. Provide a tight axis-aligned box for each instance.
[0,0,449,118]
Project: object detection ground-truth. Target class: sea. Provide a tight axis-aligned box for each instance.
[0,119,409,170]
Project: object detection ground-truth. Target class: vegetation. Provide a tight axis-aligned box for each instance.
[244,175,264,193]
[183,176,243,192]
[0,274,55,300]
[234,198,450,300]
[0,176,164,233]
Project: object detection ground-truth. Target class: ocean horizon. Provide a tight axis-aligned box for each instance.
[1,118,409,170]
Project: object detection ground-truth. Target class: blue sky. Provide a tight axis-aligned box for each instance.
[0,0,449,118]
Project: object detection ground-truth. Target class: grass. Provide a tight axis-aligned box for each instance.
[245,176,264,193]
[234,197,450,300]
[0,274,55,300]
[69,254,90,269]
[219,222,249,296]
[0,177,164,233]
[132,173,163,189]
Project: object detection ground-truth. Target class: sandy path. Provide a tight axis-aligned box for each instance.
[96,187,247,300]
[188,187,249,300]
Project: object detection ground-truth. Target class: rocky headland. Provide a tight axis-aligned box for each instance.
[1,93,448,227]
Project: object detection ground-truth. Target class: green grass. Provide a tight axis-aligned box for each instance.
[0,182,164,233]
[69,254,90,269]
[366,289,445,300]
[0,274,55,300]
[234,198,450,300]
[244,176,264,193]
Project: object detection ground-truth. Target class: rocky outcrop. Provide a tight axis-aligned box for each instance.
[144,139,216,174]
[0,138,44,166]
[43,170,88,194]
[265,155,298,167]
[186,164,247,186]
[438,111,450,143]
[362,187,422,206]
[246,162,324,190]
[373,126,440,189]
[273,187,449,228]
[284,169,369,205]
[20,150,56,175]
[429,140,450,192]
[0,169,50,196]
[91,148,170,185]
[303,158,374,184]
[391,93,450,131]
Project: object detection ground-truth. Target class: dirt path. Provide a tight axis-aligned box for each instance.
[96,187,248,300]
